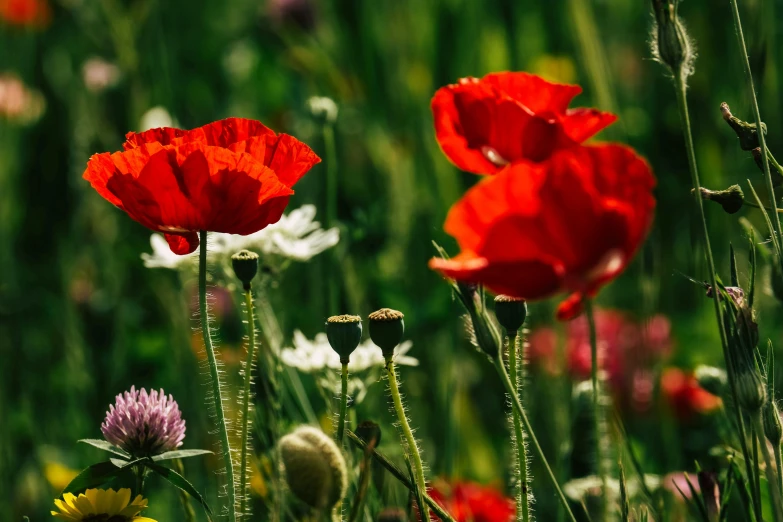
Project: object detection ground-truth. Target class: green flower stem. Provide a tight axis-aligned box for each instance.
[584,299,608,521]
[238,287,258,517]
[385,357,430,521]
[754,413,783,521]
[134,464,145,497]
[507,333,531,522]
[199,230,237,522]
[775,445,783,501]
[728,0,783,254]
[672,71,759,519]
[173,459,197,522]
[493,356,578,522]
[337,363,349,444]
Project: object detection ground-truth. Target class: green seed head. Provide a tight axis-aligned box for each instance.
[696,185,744,215]
[231,250,259,290]
[326,315,363,364]
[764,401,783,445]
[736,369,767,414]
[279,426,347,511]
[721,102,767,152]
[650,0,694,78]
[494,295,527,334]
[368,308,405,358]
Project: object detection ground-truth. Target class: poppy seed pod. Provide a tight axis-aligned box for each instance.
[368,308,404,359]
[721,102,766,151]
[764,401,783,445]
[696,185,744,215]
[494,295,527,334]
[354,420,382,447]
[650,0,694,77]
[231,250,259,290]
[736,369,766,413]
[278,426,347,511]
[326,315,362,364]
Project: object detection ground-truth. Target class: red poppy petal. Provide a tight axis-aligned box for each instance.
[83,153,125,207]
[182,117,277,148]
[164,232,199,255]
[560,108,617,144]
[556,292,585,321]
[483,71,583,114]
[262,134,321,188]
[123,127,187,150]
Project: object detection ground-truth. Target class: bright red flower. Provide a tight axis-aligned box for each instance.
[426,480,515,522]
[0,0,49,26]
[661,368,722,419]
[83,117,320,255]
[429,144,655,320]
[431,72,616,175]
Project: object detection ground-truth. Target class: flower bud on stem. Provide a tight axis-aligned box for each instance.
[326,315,362,445]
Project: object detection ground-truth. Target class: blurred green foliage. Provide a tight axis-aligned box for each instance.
[3,0,783,519]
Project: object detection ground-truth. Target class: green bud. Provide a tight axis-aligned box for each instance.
[736,369,766,413]
[279,426,348,511]
[694,365,727,397]
[326,315,362,364]
[378,508,408,522]
[651,0,694,77]
[469,308,503,359]
[231,250,259,290]
[721,102,767,151]
[494,295,528,334]
[696,185,744,215]
[764,401,783,445]
[354,420,382,447]
[368,308,405,359]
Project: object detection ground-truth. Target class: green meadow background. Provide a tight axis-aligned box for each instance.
[2,0,783,519]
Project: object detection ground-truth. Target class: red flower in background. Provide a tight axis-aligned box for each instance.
[429,144,655,320]
[661,368,722,419]
[431,72,616,174]
[0,0,49,26]
[83,117,320,254]
[426,480,515,522]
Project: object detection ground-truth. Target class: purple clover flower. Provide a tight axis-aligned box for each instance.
[101,386,186,457]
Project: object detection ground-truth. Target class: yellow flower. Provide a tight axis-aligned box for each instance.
[43,462,78,492]
[51,488,156,521]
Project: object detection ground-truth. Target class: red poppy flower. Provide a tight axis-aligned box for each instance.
[0,0,49,26]
[431,72,616,174]
[83,117,320,255]
[425,480,515,522]
[661,368,722,419]
[429,144,655,320]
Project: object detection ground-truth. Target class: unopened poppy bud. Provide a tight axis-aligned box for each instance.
[469,310,503,359]
[751,147,783,187]
[354,420,382,447]
[764,401,783,445]
[695,185,744,214]
[721,102,767,151]
[308,96,338,125]
[494,295,527,334]
[378,508,408,522]
[231,250,259,290]
[279,425,347,511]
[694,365,727,396]
[736,369,766,413]
[650,0,694,77]
[368,308,405,359]
[326,315,362,364]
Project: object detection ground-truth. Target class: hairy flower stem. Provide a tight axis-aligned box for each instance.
[238,287,258,517]
[672,72,759,520]
[199,230,237,522]
[507,333,531,522]
[385,357,431,521]
[584,300,608,520]
[776,445,783,501]
[754,413,783,521]
[173,459,197,522]
[337,363,349,444]
[493,356,578,522]
[728,0,783,252]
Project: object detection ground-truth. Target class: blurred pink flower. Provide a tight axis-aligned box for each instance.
[82,58,121,93]
[0,73,45,123]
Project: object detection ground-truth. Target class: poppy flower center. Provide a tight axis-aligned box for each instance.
[480,145,509,167]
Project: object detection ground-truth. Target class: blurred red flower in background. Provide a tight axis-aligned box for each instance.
[83,117,320,255]
[426,479,515,522]
[431,72,616,174]
[429,144,655,320]
[0,0,49,26]
[661,368,722,419]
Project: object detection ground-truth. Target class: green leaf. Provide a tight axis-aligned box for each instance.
[78,439,131,459]
[146,461,213,519]
[63,458,145,494]
[152,449,213,462]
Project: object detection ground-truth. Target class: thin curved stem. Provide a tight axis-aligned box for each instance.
[337,363,349,444]
[199,230,237,522]
[134,464,145,497]
[385,358,430,521]
[775,444,783,501]
[238,287,258,517]
[672,71,759,520]
[494,356,578,522]
[584,300,608,520]
[507,333,531,522]
[173,459,197,522]
[754,413,783,521]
